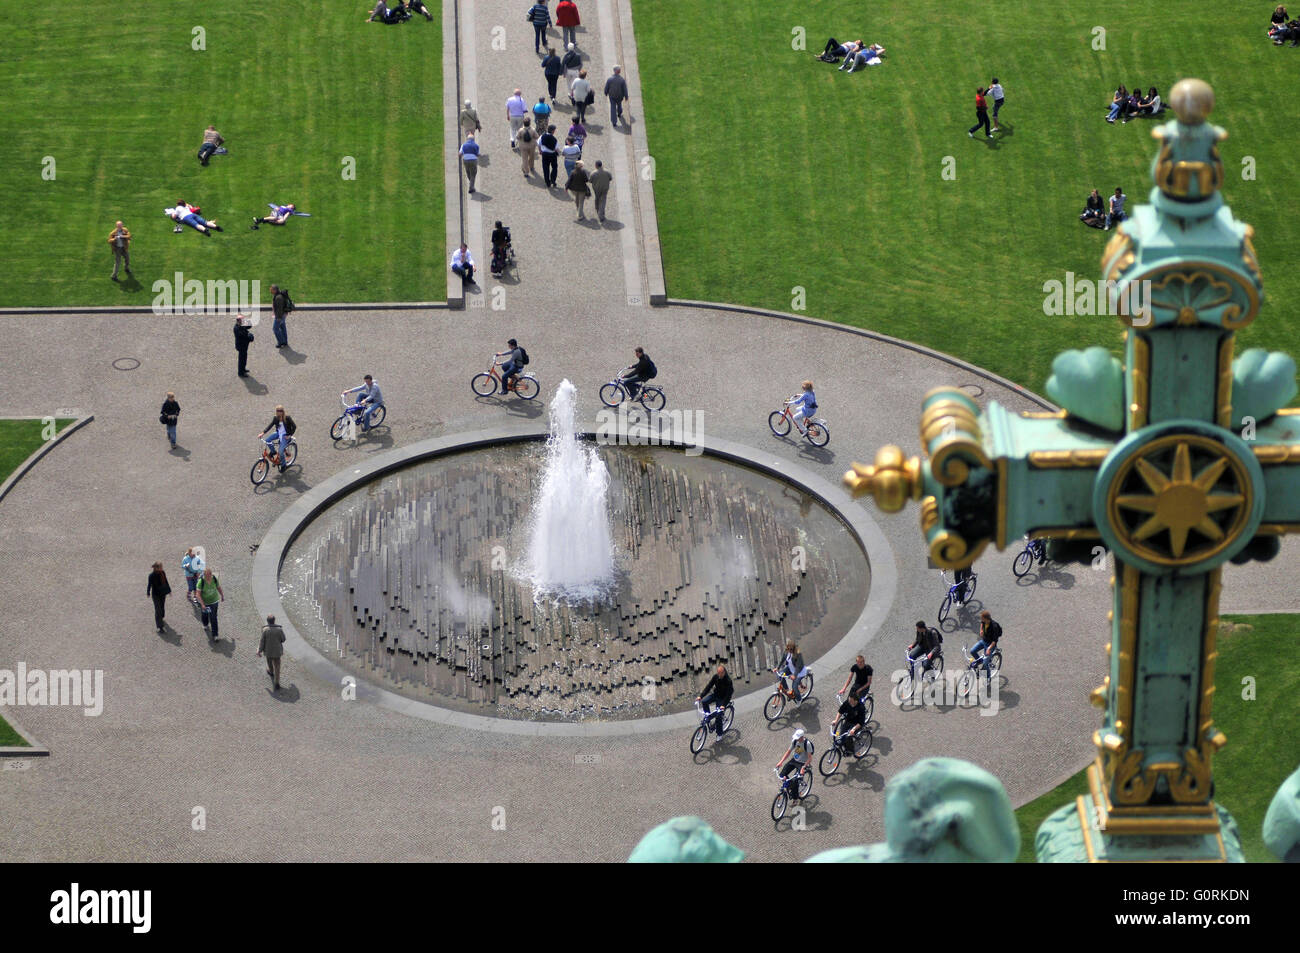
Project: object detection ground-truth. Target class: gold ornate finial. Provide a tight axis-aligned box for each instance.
[844,445,922,512]
[1169,78,1214,125]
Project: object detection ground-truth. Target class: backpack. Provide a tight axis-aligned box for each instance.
[928,626,943,646]
[283,290,296,314]
[520,127,533,144]
[986,621,1003,642]
[519,347,530,365]
[644,359,657,379]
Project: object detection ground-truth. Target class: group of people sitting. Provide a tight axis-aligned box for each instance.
[1270,5,1300,44]
[365,0,432,24]
[1105,84,1163,123]
[1079,187,1127,231]
[815,38,886,72]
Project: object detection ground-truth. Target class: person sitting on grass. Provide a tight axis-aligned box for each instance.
[1105,84,1127,123]
[1120,84,1144,122]
[251,204,297,229]
[407,0,433,20]
[1269,4,1290,42]
[843,42,885,73]
[1080,189,1105,228]
[1105,187,1127,231]
[165,202,222,236]
[366,0,408,23]
[817,37,863,62]
[1136,86,1161,116]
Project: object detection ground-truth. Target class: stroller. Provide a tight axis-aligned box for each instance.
[490,223,516,277]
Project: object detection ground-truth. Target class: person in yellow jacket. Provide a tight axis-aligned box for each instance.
[108,220,132,280]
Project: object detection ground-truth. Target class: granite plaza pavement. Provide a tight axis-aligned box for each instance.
[0,0,1294,862]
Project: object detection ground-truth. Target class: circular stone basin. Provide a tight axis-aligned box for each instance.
[279,443,870,721]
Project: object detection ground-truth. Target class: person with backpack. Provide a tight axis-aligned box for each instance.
[270,283,290,349]
[971,611,1002,673]
[196,566,225,642]
[496,338,528,393]
[518,117,538,178]
[907,620,942,674]
[618,346,655,399]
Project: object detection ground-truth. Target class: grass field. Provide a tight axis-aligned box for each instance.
[1014,613,1300,862]
[0,2,442,308]
[632,0,1300,393]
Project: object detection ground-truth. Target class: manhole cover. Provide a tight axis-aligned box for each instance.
[112,358,140,371]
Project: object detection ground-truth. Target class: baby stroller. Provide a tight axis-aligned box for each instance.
[490,224,516,277]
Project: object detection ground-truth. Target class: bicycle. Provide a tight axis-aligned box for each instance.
[937,569,978,624]
[957,642,1003,699]
[771,760,814,821]
[768,397,830,447]
[836,689,875,725]
[689,700,736,754]
[897,645,944,702]
[599,373,665,412]
[250,435,298,485]
[1012,536,1049,578]
[330,391,387,441]
[818,723,873,777]
[471,359,539,400]
[763,667,815,721]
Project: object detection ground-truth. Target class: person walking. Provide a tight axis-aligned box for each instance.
[967,86,991,139]
[459,99,482,139]
[988,78,1006,132]
[561,136,582,176]
[147,562,171,633]
[561,43,582,88]
[518,118,538,177]
[196,566,224,642]
[604,65,630,128]
[589,159,612,224]
[233,314,254,378]
[459,132,481,193]
[539,124,560,188]
[258,614,287,691]
[270,284,289,348]
[532,95,553,135]
[160,391,180,448]
[526,0,552,55]
[506,89,529,148]
[556,0,580,48]
[108,220,132,281]
[570,69,593,123]
[182,547,203,605]
[541,47,564,104]
[566,160,591,221]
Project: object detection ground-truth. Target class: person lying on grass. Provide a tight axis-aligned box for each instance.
[165,202,222,236]
[817,37,864,62]
[841,43,885,72]
[251,204,309,229]
[366,0,409,23]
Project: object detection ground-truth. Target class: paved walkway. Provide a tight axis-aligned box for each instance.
[0,0,1293,862]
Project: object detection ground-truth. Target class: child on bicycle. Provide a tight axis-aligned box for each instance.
[776,728,813,788]
[342,375,385,431]
[970,611,1002,673]
[786,380,818,433]
[696,663,733,740]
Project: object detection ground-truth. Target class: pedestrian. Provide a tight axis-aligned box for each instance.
[506,89,529,148]
[561,42,582,87]
[604,65,630,128]
[570,69,593,123]
[526,0,552,55]
[566,160,591,221]
[566,117,587,150]
[182,547,202,605]
[459,99,482,139]
[196,124,225,166]
[968,86,991,139]
[556,0,580,48]
[258,614,286,691]
[518,117,537,177]
[459,132,481,193]
[160,391,180,448]
[107,220,132,281]
[233,314,254,378]
[561,136,582,176]
[451,243,476,285]
[541,47,564,103]
[988,77,1006,132]
[589,159,613,223]
[532,95,553,134]
[147,561,171,633]
[271,284,289,348]
[196,566,224,642]
[539,124,560,188]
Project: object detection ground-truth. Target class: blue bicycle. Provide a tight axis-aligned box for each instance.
[937,569,977,624]
[771,760,814,821]
[957,642,1004,698]
[1013,536,1049,578]
[690,699,735,754]
[331,391,386,440]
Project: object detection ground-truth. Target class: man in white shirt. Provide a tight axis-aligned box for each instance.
[451,244,476,285]
[988,78,1005,132]
[506,90,529,148]
[1106,188,1127,231]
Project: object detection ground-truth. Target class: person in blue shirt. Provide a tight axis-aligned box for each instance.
[342,375,386,431]
[532,96,553,134]
[526,1,553,55]
[787,380,818,434]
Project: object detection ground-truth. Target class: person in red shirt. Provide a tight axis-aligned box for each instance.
[968,86,991,139]
[556,0,580,49]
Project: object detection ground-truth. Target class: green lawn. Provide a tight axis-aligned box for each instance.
[0,2,442,308]
[633,0,1300,394]
[1014,613,1300,862]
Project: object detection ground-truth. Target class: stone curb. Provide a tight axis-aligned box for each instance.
[444,0,466,311]
[0,415,94,507]
[0,710,51,757]
[0,304,447,316]
[251,426,898,738]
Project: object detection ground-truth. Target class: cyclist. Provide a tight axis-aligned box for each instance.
[838,654,873,701]
[907,620,941,674]
[617,346,656,399]
[695,663,733,740]
[776,728,813,790]
[953,565,974,606]
[970,610,1002,673]
[342,375,385,431]
[777,639,808,698]
[785,380,818,434]
[257,405,297,472]
[831,690,867,748]
[496,338,525,393]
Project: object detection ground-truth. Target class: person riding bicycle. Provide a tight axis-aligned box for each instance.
[970,610,1002,673]
[617,346,656,399]
[786,380,818,433]
[257,405,297,472]
[696,663,733,740]
[907,620,941,672]
[776,728,813,789]
[953,565,974,606]
[496,339,525,393]
[838,654,873,701]
[342,375,385,431]
[832,691,867,748]
[776,640,809,698]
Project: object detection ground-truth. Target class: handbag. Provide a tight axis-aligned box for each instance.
[159,413,169,425]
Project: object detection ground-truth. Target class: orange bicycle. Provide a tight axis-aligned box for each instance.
[471,357,539,400]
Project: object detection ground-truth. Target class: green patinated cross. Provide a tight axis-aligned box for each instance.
[845,80,1299,862]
